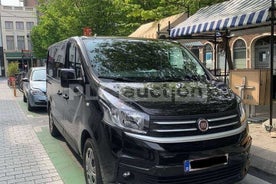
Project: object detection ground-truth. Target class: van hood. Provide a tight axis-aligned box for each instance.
[99,80,237,116]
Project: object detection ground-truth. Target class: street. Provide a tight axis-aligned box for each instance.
[0,78,275,184]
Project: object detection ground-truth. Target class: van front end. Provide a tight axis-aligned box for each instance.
[115,125,251,184]
[97,87,252,184]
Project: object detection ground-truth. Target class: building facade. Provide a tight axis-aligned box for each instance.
[0,4,37,76]
[169,0,273,79]
[197,27,273,74]
[20,0,38,7]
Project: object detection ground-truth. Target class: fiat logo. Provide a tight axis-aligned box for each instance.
[197,119,209,132]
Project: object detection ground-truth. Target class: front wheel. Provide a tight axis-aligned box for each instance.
[27,99,33,111]
[83,138,102,184]
[23,93,27,102]
[18,81,24,93]
[49,106,60,137]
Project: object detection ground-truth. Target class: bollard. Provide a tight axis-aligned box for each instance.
[12,79,16,97]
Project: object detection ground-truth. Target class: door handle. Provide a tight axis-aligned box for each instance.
[57,90,62,95]
[63,94,69,100]
[46,79,52,84]
[73,86,84,96]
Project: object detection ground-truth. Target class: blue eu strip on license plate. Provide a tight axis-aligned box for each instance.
[184,160,190,173]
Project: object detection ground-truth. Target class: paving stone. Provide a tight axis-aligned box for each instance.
[0,78,64,184]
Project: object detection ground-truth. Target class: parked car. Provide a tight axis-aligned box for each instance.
[22,67,47,111]
[47,36,251,184]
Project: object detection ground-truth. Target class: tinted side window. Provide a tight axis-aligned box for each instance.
[47,41,67,79]
[68,42,83,79]
[47,49,55,77]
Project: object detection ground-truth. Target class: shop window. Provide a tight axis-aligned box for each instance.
[233,39,246,69]
[204,43,213,70]
[255,37,272,69]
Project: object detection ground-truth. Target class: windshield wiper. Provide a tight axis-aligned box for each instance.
[98,76,136,82]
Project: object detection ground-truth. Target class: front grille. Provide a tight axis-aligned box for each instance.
[137,164,242,184]
[35,100,47,105]
[149,110,240,137]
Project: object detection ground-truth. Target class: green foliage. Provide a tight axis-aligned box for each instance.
[32,0,228,58]
[7,62,19,77]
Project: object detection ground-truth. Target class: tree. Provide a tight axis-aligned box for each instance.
[31,0,82,58]
[31,0,228,58]
[7,62,19,77]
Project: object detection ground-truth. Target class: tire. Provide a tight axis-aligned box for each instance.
[18,81,24,93]
[23,93,27,102]
[49,107,60,137]
[27,99,33,111]
[83,138,102,184]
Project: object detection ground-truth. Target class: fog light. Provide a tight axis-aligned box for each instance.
[123,171,130,178]
[122,171,132,179]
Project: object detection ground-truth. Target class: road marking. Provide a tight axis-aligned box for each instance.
[33,126,46,132]
[36,126,85,184]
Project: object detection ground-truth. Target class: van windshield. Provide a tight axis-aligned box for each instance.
[84,38,207,82]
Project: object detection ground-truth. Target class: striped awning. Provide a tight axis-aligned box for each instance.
[183,41,204,47]
[171,0,272,38]
[129,12,187,39]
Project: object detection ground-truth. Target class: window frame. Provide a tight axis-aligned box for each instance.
[233,39,246,69]
[26,22,34,30]
[16,21,24,30]
[5,21,13,30]
[6,35,15,50]
[17,36,25,50]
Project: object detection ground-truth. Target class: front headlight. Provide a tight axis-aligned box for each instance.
[99,89,149,134]
[237,96,246,123]
[30,89,44,96]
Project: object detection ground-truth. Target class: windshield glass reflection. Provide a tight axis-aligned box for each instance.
[84,39,207,82]
[32,69,46,81]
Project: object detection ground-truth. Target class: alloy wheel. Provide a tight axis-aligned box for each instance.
[85,147,97,184]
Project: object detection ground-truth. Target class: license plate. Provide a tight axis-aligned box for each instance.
[184,160,191,172]
[184,154,228,173]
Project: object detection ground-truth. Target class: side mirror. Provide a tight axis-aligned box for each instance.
[22,77,29,82]
[60,69,76,88]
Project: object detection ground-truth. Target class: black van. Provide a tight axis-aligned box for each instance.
[46,36,251,184]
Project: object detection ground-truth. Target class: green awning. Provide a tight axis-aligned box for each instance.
[6,52,36,60]
[6,52,22,60]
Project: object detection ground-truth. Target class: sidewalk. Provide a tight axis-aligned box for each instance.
[249,104,276,176]
[0,77,64,184]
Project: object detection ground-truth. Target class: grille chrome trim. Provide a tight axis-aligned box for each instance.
[207,114,238,122]
[153,120,195,125]
[125,122,247,144]
[151,114,239,133]
[152,128,197,133]
[209,121,239,129]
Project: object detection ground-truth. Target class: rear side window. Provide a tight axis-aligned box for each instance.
[68,42,83,79]
[47,41,67,79]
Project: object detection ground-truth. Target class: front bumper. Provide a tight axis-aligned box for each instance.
[29,93,47,107]
[99,124,251,184]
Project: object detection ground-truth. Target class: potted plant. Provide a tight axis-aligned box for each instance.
[7,62,19,87]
